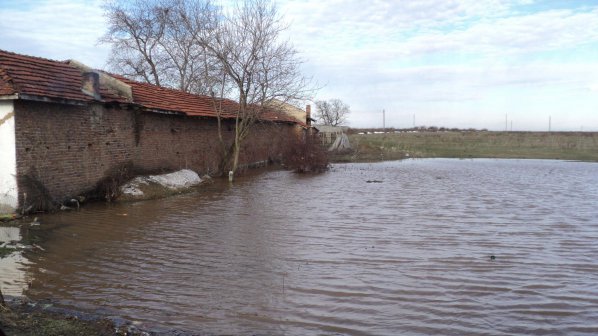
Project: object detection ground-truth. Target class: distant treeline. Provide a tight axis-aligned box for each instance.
[347,127,597,134]
[347,126,488,134]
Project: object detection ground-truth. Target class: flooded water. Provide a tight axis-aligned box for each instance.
[3,159,598,335]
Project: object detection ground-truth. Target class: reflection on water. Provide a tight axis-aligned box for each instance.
[0,227,20,243]
[3,159,598,335]
[0,226,30,296]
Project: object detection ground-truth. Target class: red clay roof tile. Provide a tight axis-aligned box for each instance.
[0,49,93,102]
[0,67,15,96]
[112,74,224,117]
[113,74,305,125]
[0,49,304,126]
[0,49,128,103]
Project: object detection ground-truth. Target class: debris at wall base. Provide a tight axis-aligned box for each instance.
[118,169,205,202]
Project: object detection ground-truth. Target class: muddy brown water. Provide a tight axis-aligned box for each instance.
[2,159,598,335]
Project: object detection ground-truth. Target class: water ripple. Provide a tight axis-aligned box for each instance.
[6,159,598,335]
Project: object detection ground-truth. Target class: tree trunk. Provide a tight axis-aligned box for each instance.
[0,286,5,308]
[217,142,234,176]
[231,140,241,180]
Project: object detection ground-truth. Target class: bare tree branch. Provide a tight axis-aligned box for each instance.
[190,0,315,175]
[101,0,317,177]
[315,99,350,126]
[101,0,219,94]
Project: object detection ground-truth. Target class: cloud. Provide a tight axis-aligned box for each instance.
[399,8,598,56]
[279,0,598,130]
[0,0,109,68]
[1,0,596,130]
[282,0,520,37]
[283,0,598,62]
[312,59,598,130]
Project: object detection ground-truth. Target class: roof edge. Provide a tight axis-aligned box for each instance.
[18,93,88,106]
[0,94,18,100]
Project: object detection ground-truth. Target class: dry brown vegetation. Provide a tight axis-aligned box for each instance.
[283,133,330,172]
[335,131,598,162]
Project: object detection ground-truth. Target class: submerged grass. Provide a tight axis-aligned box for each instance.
[0,219,138,336]
[0,303,138,336]
[0,246,14,258]
[338,131,598,162]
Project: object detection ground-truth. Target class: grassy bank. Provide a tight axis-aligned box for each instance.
[333,131,598,162]
[1,277,145,336]
[1,303,113,336]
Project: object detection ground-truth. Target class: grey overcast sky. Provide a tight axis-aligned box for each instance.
[2,0,598,130]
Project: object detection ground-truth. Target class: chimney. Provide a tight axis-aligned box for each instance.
[306,104,312,126]
[81,71,101,100]
[69,60,133,102]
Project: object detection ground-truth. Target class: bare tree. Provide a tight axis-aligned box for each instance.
[177,0,314,177]
[162,0,220,94]
[102,0,314,178]
[101,0,217,94]
[315,99,350,126]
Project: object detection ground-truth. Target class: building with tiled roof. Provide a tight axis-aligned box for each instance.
[0,49,304,123]
[0,49,309,214]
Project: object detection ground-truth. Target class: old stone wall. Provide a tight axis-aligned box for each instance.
[13,100,298,208]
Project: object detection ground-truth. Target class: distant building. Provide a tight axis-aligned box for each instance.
[313,125,351,151]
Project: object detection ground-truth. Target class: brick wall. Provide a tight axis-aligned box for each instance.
[133,112,226,174]
[14,100,299,208]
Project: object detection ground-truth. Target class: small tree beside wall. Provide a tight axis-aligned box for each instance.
[102,0,316,179]
[282,132,329,173]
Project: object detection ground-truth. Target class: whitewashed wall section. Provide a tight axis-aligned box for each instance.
[0,100,18,214]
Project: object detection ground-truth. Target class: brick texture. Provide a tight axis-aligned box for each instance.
[14,100,298,206]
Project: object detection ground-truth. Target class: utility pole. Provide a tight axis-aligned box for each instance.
[382,109,386,133]
[549,116,551,132]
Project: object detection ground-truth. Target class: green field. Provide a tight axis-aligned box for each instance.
[335,131,598,162]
